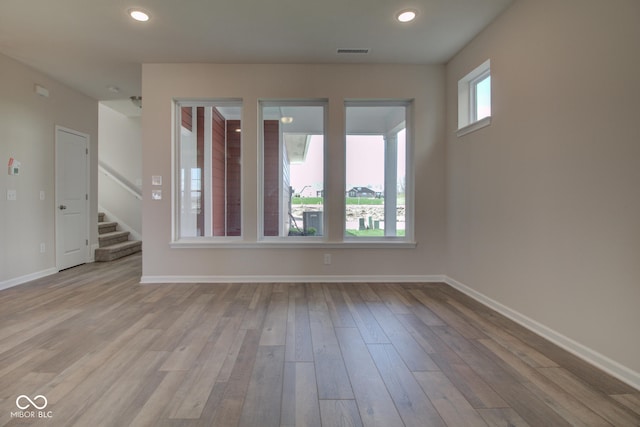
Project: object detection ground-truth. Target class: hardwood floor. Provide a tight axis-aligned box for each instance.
[1,254,638,426]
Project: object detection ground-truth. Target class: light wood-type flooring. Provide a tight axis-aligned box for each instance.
[1,253,638,426]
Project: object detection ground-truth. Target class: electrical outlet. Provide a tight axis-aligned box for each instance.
[7,189,16,201]
[40,190,45,200]
[323,253,332,265]
[40,243,46,253]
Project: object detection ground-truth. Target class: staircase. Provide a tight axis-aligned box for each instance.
[95,212,142,262]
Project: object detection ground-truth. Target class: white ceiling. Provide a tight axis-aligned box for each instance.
[0,0,513,103]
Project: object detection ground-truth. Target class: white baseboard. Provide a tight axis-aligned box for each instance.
[0,268,58,291]
[140,274,446,284]
[444,276,640,391]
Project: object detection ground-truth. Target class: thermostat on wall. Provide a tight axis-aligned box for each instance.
[8,157,20,175]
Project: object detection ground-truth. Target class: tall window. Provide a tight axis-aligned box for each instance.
[457,59,491,136]
[260,101,326,238]
[175,100,242,239]
[345,102,410,239]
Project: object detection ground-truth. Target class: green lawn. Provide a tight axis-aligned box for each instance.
[345,197,383,205]
[291,197,323,205]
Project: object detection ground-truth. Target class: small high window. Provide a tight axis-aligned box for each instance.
[457,59,491,136]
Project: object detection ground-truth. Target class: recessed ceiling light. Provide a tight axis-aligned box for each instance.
[129,8,150,22]
[106,85,120,93]
[396,9,417,23]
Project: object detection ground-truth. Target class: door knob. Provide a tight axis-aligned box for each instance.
[59,205,67,210]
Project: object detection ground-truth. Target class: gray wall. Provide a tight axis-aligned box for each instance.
[0,53,98,286]
[446,0,640,378]
[141,64,446,280]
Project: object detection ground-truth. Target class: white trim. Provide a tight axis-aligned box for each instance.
[444,275,640,391]
[456,116,491,137]
[0,268,58,291]
[169,240,417,249]
[55,126,91,270]
[140,274,445,284]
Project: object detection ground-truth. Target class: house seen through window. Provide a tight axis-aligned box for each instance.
[345,103,409,239]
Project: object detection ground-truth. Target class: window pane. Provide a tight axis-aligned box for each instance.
[261,103,325,237]
[177,102,241,238]
[345,104,407,238]
[475,75,491,121]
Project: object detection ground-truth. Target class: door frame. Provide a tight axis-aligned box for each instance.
[55,125,91,270]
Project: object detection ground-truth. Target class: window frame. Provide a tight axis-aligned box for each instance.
[457,59,491,137]
[257,99,329,241]
[172,98,244,243]
[343,100,414,243]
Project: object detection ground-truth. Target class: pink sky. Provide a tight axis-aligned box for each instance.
[290,131,406,195]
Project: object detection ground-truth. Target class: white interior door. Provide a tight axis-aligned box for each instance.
[56,126,89,270]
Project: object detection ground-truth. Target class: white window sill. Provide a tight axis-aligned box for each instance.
[170,239,417,249]
[457,116,491,137]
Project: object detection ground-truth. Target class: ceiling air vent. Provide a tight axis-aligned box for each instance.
[337,48,370,54]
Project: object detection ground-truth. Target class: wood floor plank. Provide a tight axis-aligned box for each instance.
[429,355,509,410]
[430,326,574,426]
[285,288,314,362]
[445,297,559,369]
[409,288,486,339]
[168,316,244,419]
[477,338,612,426]
[260,289,289,346]
[242,283,274,330]
[538,367,640,426]
[209,329,261,426]
[366,301,438,372]
[367,343,446,427]
[308,292,354,400]
[238,345,285,427]
[611,394,640,416]
[281,362,322,427]
[319,400,363,427]
[341,286,390,344]
[71,350,168,427]
[414,370,488,427]
[335,327,404,427]
[369,283,412,314]
[477,408,531,427]
[1,256,637,427]
[128,371,186,427]
[322,284,356,328]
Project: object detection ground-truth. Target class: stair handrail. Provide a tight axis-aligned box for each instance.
[98,161,142,201]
